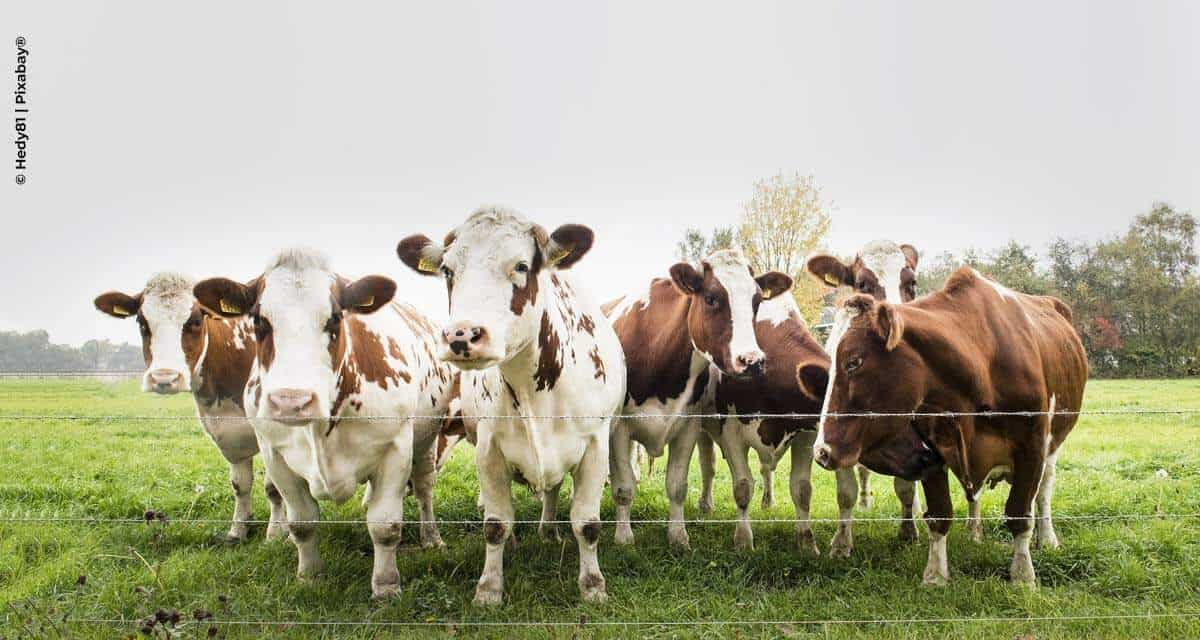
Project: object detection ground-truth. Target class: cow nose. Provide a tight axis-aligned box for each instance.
[267,388,318,422]
[814,443,834,470]
[149,369,183,393]
[736,351,765,375]
[442,323,488,357]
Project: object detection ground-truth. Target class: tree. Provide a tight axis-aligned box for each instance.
[675,226,735,263]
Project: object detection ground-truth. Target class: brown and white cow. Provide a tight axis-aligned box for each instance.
[697,292,844,553]
[194,249,458,599]
[95,273,286,542]
[604,249,792,549]
[811,267,1087,586]
[807,240,924,542]
[397,205,626,605]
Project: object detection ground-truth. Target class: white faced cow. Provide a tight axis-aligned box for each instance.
[806,240,928,543]
[397,205,626,605]
[193,249,458,599]
[603,249,792,549]
[95,273,286,542]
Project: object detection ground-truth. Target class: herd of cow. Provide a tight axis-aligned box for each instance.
[93,205,1087,605]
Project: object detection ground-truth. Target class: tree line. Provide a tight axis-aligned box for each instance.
[0,330,143,373]
[678,173,1197,379]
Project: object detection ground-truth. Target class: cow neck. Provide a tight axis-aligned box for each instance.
[191,316,252,410]
[623,283,703,406]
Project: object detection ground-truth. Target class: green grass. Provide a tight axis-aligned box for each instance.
[1,378,1198,639]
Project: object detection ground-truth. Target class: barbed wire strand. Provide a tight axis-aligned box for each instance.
[0,409,1198,421]
[61,611,1200,628]
[1,513,1196,526]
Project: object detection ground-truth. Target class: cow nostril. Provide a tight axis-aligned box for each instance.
[470,327,485,343]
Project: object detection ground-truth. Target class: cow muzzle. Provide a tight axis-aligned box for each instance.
[266,388,319,425]
[814,441,855,471]
[146,368,186,394]
[730,350,766,378]
[440,321,500,368]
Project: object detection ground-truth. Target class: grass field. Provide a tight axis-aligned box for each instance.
[1,378,1198,639]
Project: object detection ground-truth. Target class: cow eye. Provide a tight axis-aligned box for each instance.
[514,262,529,274]
[252,313,271,338]
[441,266,454,279]
[325,312,342,334]
[704,294,718,308]
[184,314,203,331]
[857,281,872,293]
[844,356,863,373]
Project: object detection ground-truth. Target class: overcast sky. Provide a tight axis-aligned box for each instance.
[4,1,1198,346]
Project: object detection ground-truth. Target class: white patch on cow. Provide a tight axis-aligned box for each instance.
[757,293,803,328]
[703,249,763,368]
[138,272,198,391]
[973,268,1020,302]
[859,240,908,303]
[814,305,858,453]
[923,531,950,585]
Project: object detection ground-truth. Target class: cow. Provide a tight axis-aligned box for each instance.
[811,267,1087,586]
[193,249,457,599]
[94,273,286,543]
[604,249,792,549]
[396,205,626,605]
[806,240,925,542]
[694,291,857,554]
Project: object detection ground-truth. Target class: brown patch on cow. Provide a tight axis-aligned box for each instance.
[579,313,596,336]
[386,336,408,365]
[533,311,563,391]
[264,481,282,505]
[347,318,410,389]
[191,314,255,409]
[256,314,276,372]
[588,345,606,381]
[509,250,543,314]
[581,520,602,545]
[483,517,507,545]
[443,230,457,247]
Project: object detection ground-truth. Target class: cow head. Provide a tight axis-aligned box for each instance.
[809,294,940,481]
[193,249,396,426]
[396,205,592,370]
[94,273,210,395]
[807,240,919,304]
[670,250,792,378]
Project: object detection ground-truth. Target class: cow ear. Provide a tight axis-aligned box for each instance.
[341,275,396,315]
[755,271,793,300]
[94,291,142,319]
[194,277,258,317]
[397,235,444,276]
[669,263,704,295]
[900,244,919,270]
[795,362,830,400]
[875,302,905,351]
[842,293,875,318]
[545,224,594,270]
[806,254,853,288]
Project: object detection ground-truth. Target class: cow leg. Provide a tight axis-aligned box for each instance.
[760,459,775,509]
[716,425,755,551]
[225,457,254,542]
[474,433,514,606]
[789,431,819,555]
[966,497,983,542]
[1035,450,1060,550]
[365,440,413,599]
[1007,444,1045,587]
[571,434,609,603]
[263,449,323,580]
[411,442,445,549]
[665,421,700,550]
[539,481,563,542]
[697,428,716,516]
[894,478,920,542]
[608,426,637,546]
[921,466,953,586]
[856,465,874,509]
[829,466,857,558]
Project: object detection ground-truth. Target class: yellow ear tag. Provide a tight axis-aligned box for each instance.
[549,246,571,264]
[762,290,773,300]
[417,257,438,273]
[824,274,840,286]
[357,296,375,310]
[112,305,131,316]
[219,299,241,315]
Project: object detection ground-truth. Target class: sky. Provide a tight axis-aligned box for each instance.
[4,1,1198,346]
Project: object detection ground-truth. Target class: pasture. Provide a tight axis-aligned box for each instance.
[1,378,1198,639]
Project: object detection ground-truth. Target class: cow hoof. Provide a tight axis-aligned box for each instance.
[297,570,325,584]
[506,534,518,551]
[1010,558,1038,587]
[967,525,984,543]
[614,525,634,546]
[579,573,607,603]
[796,530,820,556]
[421,536,447,550]
[859,493,874,510]
[898,521,919,543]
[667,528,691,551]
[733,529,754,552]
[264,525,289,542]
[223,531,247,545]
[922,569,950,587]
[539,525,563,543]
[698,495,713,516]
[829,533,853,558]
[371,582,402,600]
[474,586,504,607]
[1035,532,1060,550]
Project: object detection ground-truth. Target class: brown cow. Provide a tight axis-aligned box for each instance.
[810,267,1087,586]
[806,239,924,542]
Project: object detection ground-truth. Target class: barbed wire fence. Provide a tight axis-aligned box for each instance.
[1,396,1198,633]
